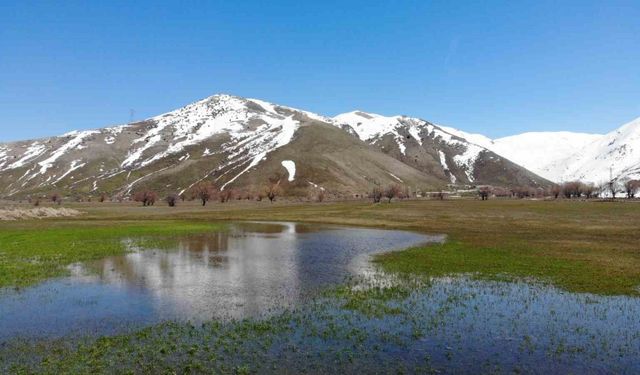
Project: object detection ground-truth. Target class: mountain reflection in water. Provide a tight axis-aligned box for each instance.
[0,222,439,340]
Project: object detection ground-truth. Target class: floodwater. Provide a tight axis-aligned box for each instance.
[2,222,640,372]
[0,222,441,340]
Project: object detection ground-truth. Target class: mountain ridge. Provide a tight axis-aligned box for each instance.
[0,93,559,199]
[442,117,640,184]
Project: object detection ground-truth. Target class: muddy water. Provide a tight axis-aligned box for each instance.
[0,222,441,340]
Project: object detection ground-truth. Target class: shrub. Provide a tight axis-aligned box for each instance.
[133,190,157,206]
[166,193,179,207]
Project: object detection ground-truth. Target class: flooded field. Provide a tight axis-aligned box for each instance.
[0,222,440,340]
[1,220,639,373]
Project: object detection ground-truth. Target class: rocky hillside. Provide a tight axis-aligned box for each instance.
[332,111,548,187]
[0,94,551,200]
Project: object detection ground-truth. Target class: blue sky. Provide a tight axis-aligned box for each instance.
[1,0,639,141]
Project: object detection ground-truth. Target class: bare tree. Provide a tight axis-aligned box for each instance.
[478,186,491,200]
[624,180,640,199]
[608,180,620,199]
[134,190,158,206]
[50,193,62,205]
[370,187,383,203]
[166,193,179,207]
[384,184,401,203]
[549,185,561,199]
[190,181,217,206]
[511,186,530,199]
[399,186,411,200]
[582,183,596,199]
[219,189,234,203]
[265,183,282,203]
[430,191,447,200]
[561,181,584,199]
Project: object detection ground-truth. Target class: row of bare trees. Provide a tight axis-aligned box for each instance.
[369,184,411,203]
[24,178,640,206]
[476,179,640,200]
[132,181,285,207]
[624,180,640,198]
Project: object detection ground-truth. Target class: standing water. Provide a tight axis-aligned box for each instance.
[0,222,440,340]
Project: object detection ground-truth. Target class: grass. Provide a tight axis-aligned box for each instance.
[0,220,225,288]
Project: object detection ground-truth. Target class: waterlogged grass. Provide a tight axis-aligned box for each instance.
[3,199,639,295]
[0,220,225,288]
[3,275,640,374]
[88,199,638,296]
[374,239,640,296]
[1,200,639,372]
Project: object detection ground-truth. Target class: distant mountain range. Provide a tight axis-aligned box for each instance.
[444,116,640,184]
[0,93,636,199]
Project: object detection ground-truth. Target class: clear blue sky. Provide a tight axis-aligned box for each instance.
[1,0,639,141]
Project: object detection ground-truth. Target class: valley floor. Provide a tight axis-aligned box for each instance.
[5,197,635,295]
[1,198,640,373]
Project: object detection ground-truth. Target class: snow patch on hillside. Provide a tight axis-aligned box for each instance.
[453,144,483,182]
[4,143,47,171]
[38,131,98,175]
[281,160,296,181]
[0,146,7,170]
[388,172,403,182]
[308,181,325,191]
[53,160,86,185]
[333,111,419,155]
[123,95,302,178]
[438,151,456,183]
[104,125,126,145]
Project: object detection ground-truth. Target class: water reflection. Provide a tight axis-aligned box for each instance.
[0,222,439,340]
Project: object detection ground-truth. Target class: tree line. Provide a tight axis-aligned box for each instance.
[25,178,640,206]
[476,179,640,200]
[131,180,285,207]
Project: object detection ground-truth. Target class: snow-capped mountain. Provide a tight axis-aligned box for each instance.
[0,94,550,199]
[440,117,640,184]
[546,117,640,183]
[437,127,603,181]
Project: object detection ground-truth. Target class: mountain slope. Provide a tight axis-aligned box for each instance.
[547,117,640,183]
[0,94,552,200]
[332,111,549,187]
[0,95,448,199]
[441,117,640,184]
[437,126,603,182]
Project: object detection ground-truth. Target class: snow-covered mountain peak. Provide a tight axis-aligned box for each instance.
[446,116,640,184]
[120,93,329,171]
[332,110,428,143]
[555,116,640,183]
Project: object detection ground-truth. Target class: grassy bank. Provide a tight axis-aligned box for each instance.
[0,220,225,288]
